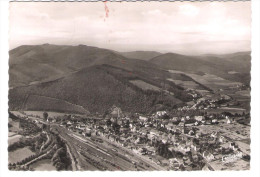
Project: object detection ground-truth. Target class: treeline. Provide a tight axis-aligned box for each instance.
[8,134,47,152]
[50,134,72,170]
[9,131,72,171]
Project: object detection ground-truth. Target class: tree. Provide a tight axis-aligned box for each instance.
[43,112,48,121]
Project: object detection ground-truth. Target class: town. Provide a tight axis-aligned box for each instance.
[8,87,250,171]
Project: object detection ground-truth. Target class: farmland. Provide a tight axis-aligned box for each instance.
[167,78,200,90]
[168,70,242,91]
[129,80,161,91]
[9,147,35,164]
[30,159,56,171]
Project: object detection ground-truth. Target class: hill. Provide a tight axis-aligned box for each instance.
[9,44,195,114]
[9,44,129,87]
[120,51,162,61]
[9,65,191,114]
[150,52,251,85]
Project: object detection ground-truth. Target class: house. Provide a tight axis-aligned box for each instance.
[169,158,180,169]
[188,130,195,136]
[67,120,72,125]
[47,117,53,122]
[109,105,123,118]
[139,116,148,122]
[194,121,200,126]
[172,117,179,122]
[161,134,168,144]
[186,116,191,120]
[165,122,175,131]
[210,131,218,138]
[217,136,225,143]
[212,119,218,124]
[150,129,160,136]
[178,122,185,127]
[227,118,231,124]
[203,151,214,161]
[139,128,148,135]
[146,146,156,155]
[230,142,239,151]
[76,123,86,131]
[156,111,167,117]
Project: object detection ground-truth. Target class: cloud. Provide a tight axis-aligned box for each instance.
[179,4,199,17]
[9,1,251,54]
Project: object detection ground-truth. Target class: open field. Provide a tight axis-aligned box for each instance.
[235,90,250,97]
[197,122,250,141]
[186,73,242,91]
[210,158,250,171]
[168,70,242,91]
[9,147,35,164]
[206,107,247,114]
[11,111,85,119]
[129,80,161,91]
[24,95,89,114]
[30,159,56,171]
[167,78,199,90]
[8,134,22,145]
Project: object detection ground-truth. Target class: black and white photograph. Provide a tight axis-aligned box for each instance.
[1,0,259,174]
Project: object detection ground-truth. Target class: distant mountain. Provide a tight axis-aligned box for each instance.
[9,44,129,87]
[150,52,251,85]
[9,44,250,114]
[120,51,162,61]
[200,51,251,72]
[9,44,193,114]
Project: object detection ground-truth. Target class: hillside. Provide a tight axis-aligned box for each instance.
[9,44,130,87]
[9,44,250,114]
[9,44,197,114]
[150,52,251,85]
[9,65,190,114]
[120,51,162,61]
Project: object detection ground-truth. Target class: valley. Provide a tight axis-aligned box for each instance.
[8,44,251,171]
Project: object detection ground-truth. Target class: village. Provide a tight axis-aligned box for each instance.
[8,83,251,171]
[30,91,250,171]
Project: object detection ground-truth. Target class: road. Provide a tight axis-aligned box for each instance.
[52,125,162,171]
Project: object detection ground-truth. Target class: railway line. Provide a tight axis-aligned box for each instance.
[52,125,158,171]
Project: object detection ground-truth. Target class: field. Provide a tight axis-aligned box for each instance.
[8,118,21,133]
[24,95,89,114]
[168,70,242,91]
[186,73,242,91]
[196,89,211,96]
[9,147,35,164]
[23,111,79,119]
[167,78,199,90]
[206,107,247,114]
[30,159,56,171]
[224,89,250,111]
[11,111,85,120]
[129,80,161,91]
[8,134,22,145]
[210,158,250,171]
[197,122,250,141]
[235,90,250,97]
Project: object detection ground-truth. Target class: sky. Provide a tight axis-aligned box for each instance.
[9,1,251,55]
